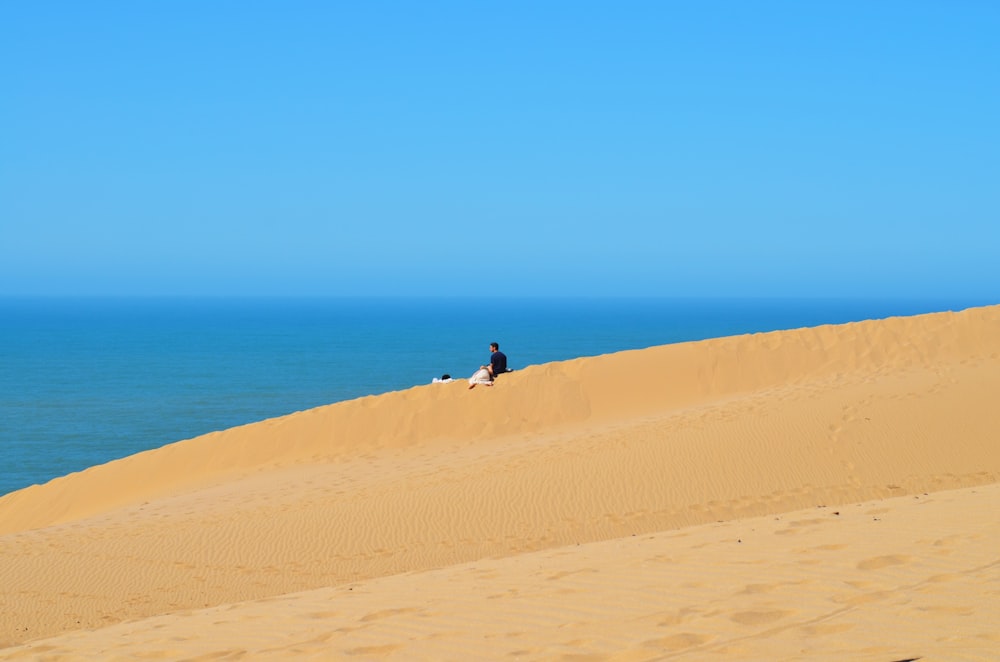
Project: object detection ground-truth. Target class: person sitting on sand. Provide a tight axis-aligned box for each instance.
[469,342,508,389]
[488,342,507,377]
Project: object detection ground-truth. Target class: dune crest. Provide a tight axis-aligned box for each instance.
[1,304,998,651]
[2,305,996,535]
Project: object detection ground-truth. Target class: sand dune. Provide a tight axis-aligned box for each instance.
[4,484,998,660]
[1,304,998,658]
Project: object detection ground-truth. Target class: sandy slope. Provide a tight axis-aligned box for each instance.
[1,305,998,658]
[3,484,998,661]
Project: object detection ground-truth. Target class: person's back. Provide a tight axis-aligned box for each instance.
[489,343,507,376]
[470,342,509,389]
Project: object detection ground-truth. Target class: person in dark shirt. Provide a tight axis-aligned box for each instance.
[487,342,507,378]
[469,342,509,389]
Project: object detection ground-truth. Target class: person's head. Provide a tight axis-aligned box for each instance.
[490,342,499,352]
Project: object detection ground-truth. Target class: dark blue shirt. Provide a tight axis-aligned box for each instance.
[490,350,507,375]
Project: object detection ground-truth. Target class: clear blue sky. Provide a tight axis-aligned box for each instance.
[2,2,997,298]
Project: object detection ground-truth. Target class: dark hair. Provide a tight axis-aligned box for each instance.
[490,342,499,351]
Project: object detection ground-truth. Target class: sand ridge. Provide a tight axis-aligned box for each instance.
[4,484,998,660]
[1,304,998,656]
[2,304,996,535]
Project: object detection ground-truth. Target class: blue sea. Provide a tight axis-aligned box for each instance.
[0,296,989,497]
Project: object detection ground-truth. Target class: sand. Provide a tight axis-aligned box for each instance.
[1,304,998,660]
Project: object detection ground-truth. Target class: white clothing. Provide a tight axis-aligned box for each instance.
[468,368,492,386]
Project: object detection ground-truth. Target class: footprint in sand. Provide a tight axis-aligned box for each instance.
[645,632,709,651]
[729,609,792,626]
[856,554,912,570]
[801,622,855,635]
[344,644,402,656]
[359,607,420,622]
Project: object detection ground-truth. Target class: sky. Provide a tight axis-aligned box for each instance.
[1,2,998,299]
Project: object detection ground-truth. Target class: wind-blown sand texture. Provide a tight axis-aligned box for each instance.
[1,305,998,660]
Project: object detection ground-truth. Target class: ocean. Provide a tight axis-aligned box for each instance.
[0,296,988,497]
